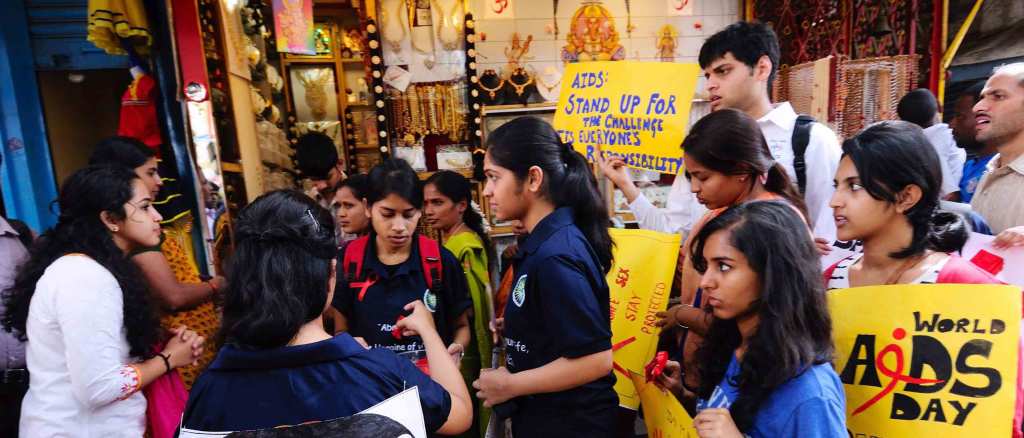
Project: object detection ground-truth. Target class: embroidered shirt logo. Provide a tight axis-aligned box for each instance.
[512,275,527,307]
[423,289,438,312]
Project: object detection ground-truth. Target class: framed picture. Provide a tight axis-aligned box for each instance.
[288,65,341,122]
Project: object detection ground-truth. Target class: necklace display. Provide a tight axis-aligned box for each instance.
[535,70,562,102]
[380,0,407,52]
[505,68,534,104]
[477,70,505,105]
[431,0,462,51]
[388,81,468,142]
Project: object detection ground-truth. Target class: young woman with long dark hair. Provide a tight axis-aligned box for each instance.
[89,136,225,388]
[471,116,616,436]
[179,190,472,435]
[653,109,809,393]
[331,159,472,362]
[680,200,845,437]
[424,170,496,436]
[825,121,1023,434]
[1,165,204,436]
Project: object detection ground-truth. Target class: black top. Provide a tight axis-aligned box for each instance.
[333,234,472,354]
[501,207,617,436]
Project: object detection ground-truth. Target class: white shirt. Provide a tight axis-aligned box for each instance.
[20,255,146,437]
[922,123,967,197]
[628,102,842,241]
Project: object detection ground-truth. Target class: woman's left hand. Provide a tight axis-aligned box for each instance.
[473,367,516,407]
[694,408,743,438]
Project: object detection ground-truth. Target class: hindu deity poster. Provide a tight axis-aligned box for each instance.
[273,0,315,55]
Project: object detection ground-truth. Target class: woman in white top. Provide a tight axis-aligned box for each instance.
[1,165,205,437]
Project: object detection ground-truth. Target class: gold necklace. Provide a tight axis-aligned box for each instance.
[431,0,462,51]
[380,0,407,52]
[508,73,534,96]
[478,77,505,99]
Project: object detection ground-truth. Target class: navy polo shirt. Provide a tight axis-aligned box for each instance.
[502,207,617,436]
[333,234,472,354]
[180,334,451,433]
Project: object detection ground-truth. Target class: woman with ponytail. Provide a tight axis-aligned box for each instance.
[472,116,616,436]
[826,120,1024,436]
[653,109,811,396]
[424,170,495,437]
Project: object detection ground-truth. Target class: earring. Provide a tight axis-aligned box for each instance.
[111,226,120,232]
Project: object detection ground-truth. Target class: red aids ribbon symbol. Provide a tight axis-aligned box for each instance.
[611,336,637,377]
[673,0,690,11]
[852,328,946,415]
[491,0,508,13]
[352,275,378,301]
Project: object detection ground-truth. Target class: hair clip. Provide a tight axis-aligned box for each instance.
[305,209,322,233]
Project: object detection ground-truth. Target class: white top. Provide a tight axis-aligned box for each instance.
[922,123,967,197]
[826,252,949,290]
[20,255,146,437]
[628,102,842,241]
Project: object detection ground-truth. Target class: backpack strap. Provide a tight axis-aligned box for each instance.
[792,115,816,195]
[343,236,379,301]
[418,235,443,291]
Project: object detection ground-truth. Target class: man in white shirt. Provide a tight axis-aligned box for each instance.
[897,88,966,198]
[599,21,841,241]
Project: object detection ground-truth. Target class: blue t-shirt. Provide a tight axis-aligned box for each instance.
[959,154,995,203]
[697,355,847,437]
[180,334,452,433]
[333,235,472,354]
[501,207,617,437]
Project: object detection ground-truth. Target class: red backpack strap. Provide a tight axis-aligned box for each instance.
[342,236,371,283]
[418,235,443,290]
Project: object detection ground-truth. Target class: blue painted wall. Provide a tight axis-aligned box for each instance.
[0,1,59,231]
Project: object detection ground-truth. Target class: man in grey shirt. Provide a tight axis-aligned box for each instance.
[1,154,31,436]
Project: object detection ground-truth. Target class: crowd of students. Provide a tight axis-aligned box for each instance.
[1,18,1023,438]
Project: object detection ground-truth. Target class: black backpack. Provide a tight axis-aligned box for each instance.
[792,114,816,195]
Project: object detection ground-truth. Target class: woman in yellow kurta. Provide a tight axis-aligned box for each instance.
[424,171,494,438]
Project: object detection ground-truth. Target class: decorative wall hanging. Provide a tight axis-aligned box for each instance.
[656,24,679,62]
[365,19,392,160]
[313,22,332,54]
[667,0,694,16]
[290,66,338,121]
[484,0,514,20]
[504,33,533,74]
[751,0,850,67]
[273,0,315,55]
[561,1,625,63]
[463,13,485,153]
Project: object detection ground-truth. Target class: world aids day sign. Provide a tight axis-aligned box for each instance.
[829,284,1021,436]
[553,61,700,174]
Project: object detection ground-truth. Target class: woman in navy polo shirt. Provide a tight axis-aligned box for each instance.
[332,159,473,362]
[179,190,472,434]
[473,117,616,436]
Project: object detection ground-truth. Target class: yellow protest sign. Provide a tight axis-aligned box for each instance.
[607,228,680,409]
[553,61,700,174]
[629,371,698,438]
[829,284,1021,437]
